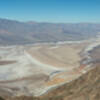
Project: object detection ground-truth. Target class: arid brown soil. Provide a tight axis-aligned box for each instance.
[0,61,16,65]
[27,44,81,68]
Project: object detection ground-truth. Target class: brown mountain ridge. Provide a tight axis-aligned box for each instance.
[0,18,100,45]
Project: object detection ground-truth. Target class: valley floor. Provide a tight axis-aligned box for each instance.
[0,36,100,98]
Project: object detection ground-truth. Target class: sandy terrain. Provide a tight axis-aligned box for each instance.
[0,37,100,97]
[27,44,81,68]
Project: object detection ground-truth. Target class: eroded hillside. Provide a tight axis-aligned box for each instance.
[1,63,99,100]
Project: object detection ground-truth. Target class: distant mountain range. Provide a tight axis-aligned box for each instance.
[0,18,100,45]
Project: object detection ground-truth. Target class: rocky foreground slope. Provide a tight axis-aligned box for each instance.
[1,64,100,100]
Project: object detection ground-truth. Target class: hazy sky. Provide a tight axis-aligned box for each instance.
[0,0,100,23]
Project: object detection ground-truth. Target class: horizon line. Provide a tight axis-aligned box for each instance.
[0,17,100,24]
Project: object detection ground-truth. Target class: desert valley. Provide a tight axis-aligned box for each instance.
[0,30,100,99]
[0,18,100,100]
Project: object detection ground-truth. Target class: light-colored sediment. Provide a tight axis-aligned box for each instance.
[0,36,100,97]
[27,44,81,68]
